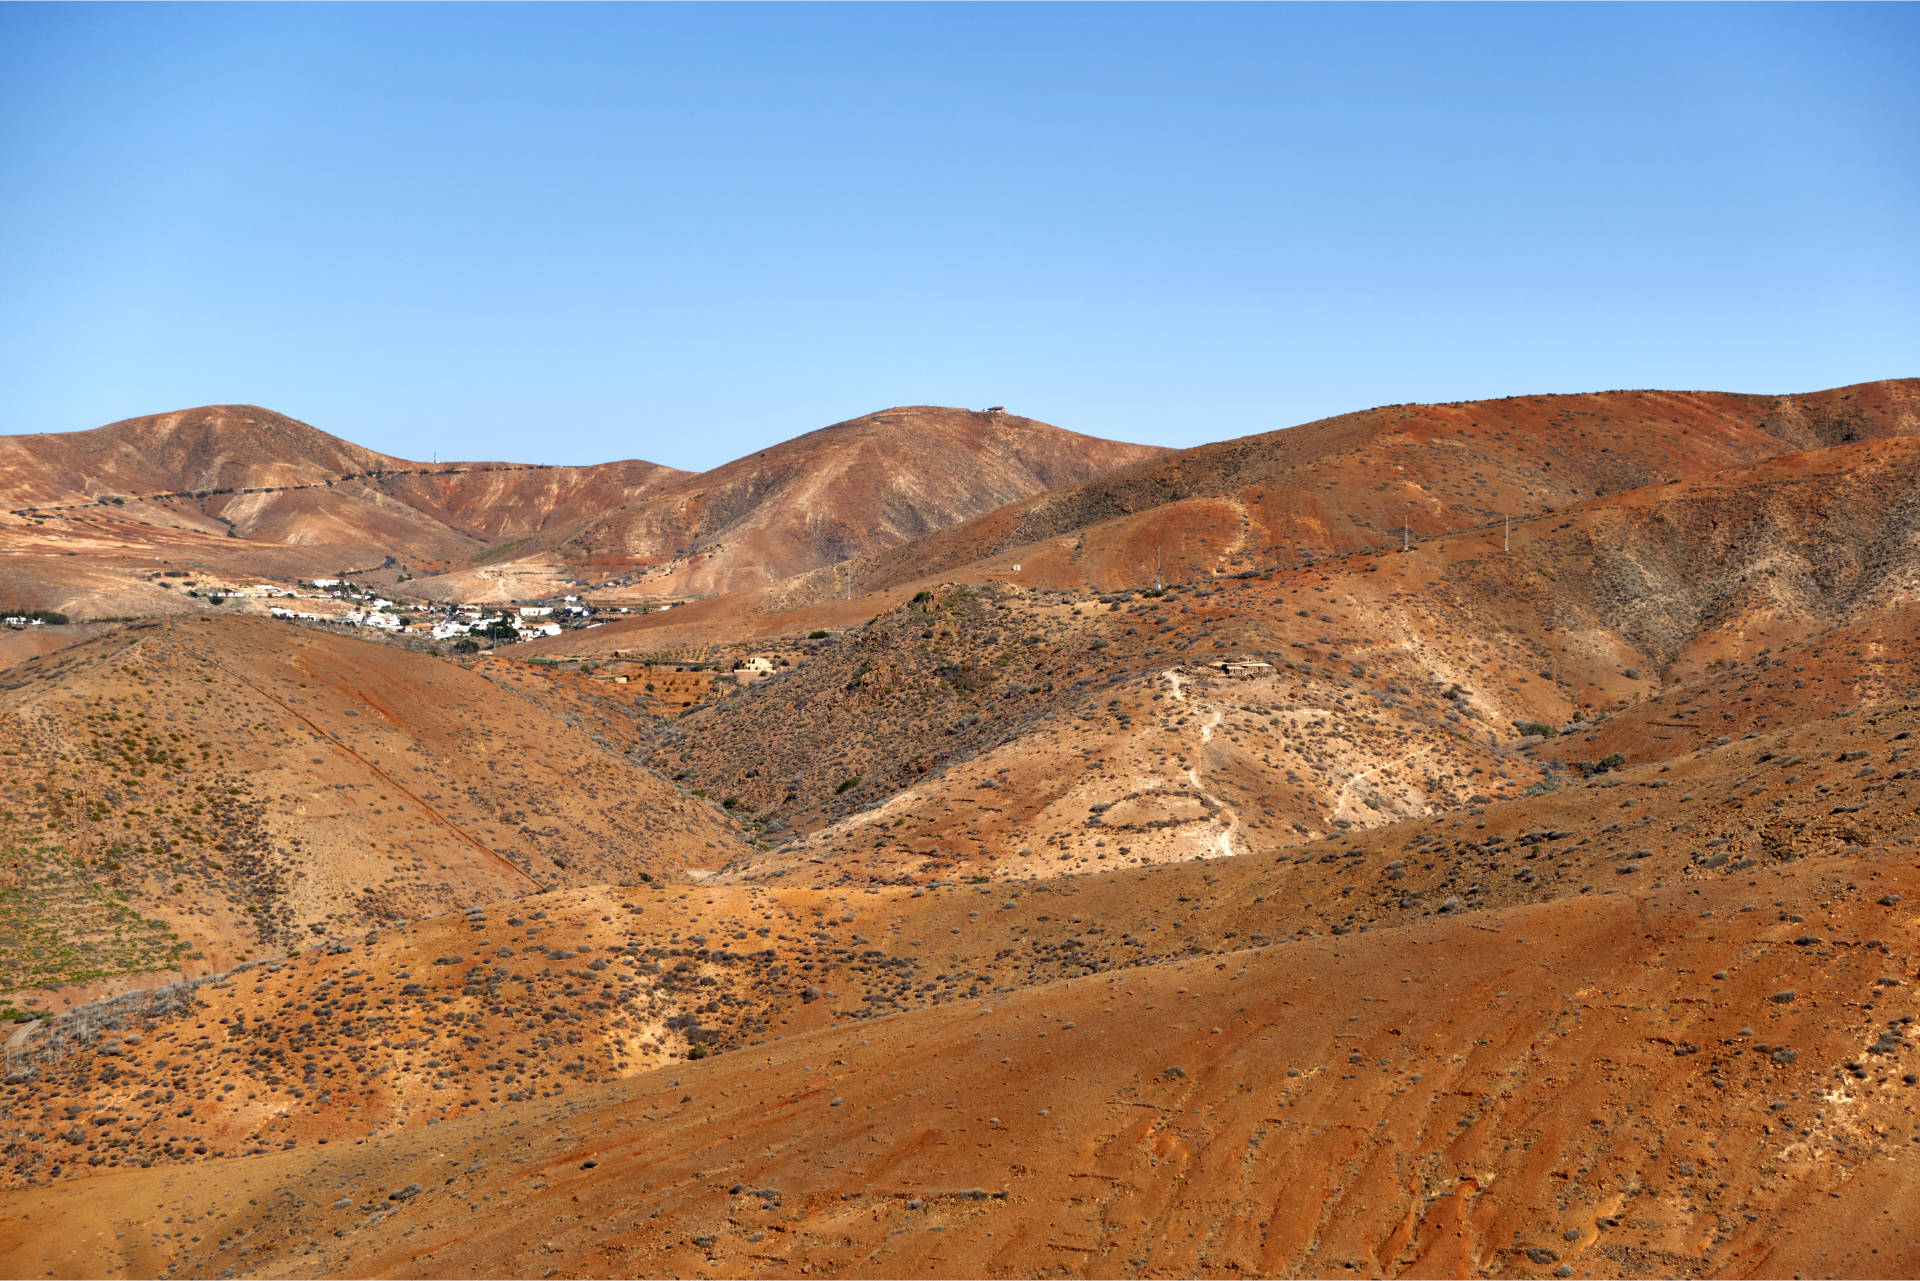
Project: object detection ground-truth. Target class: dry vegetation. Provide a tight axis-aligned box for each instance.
[0,617,750,1012]
[6,380,1920,1279]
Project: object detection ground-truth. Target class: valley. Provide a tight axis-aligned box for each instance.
[3,380,1920,1278]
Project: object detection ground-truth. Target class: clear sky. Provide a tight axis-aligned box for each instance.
[2,3,1915,470]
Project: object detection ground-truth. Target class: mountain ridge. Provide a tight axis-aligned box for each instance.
[0,402,1165,615]
[546,377,1920,649]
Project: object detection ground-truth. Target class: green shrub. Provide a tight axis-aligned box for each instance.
[835,777,860,794]
[1584,751,1627,775]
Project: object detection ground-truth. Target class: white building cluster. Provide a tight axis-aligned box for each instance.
[428,606,568,642]
[239,574,600,646]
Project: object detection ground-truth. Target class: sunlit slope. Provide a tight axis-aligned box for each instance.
[5,831,1916,1279]
[0,615,748,1008]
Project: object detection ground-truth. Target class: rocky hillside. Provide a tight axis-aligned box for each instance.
[647,431,1920,885]
[0,616,747,1012]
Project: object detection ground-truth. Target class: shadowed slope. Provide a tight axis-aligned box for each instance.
[645,432,1920,885]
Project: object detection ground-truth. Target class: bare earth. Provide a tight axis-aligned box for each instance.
[3,379,1920,1280]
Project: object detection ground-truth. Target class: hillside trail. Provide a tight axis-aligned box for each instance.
[1162,669,1248,859]
[202,656,546,894]
[1220,494,1254,564]
[5,462,554,519]
[1329,744,1432,827]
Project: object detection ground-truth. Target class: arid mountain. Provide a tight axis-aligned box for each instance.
[0,403,1162,614]
[0,405,690,615]
[846,378,1920,596]
[541,406,1167,600]
[550,379,1920,648]
[9,376,1920,1281]
[635,430,1920,886]
[0,405,408,507]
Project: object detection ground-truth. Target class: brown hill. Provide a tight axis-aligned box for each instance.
[549,379,1918,646]
[854,378,1920,596]
[7,696,1920,1275]
[0,405,696,604]
[635,431,1920,889]
[0,403,1161,615]
[0,615,749,1014]
[0,405,405,508]
[521,405,1167,600]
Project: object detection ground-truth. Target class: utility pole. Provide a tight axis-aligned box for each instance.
[1154,547,1163,591]
[1403,509,1410,552]
[1504,513,1510,553]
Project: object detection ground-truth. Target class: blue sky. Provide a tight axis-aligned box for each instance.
[2,3,1915,470]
